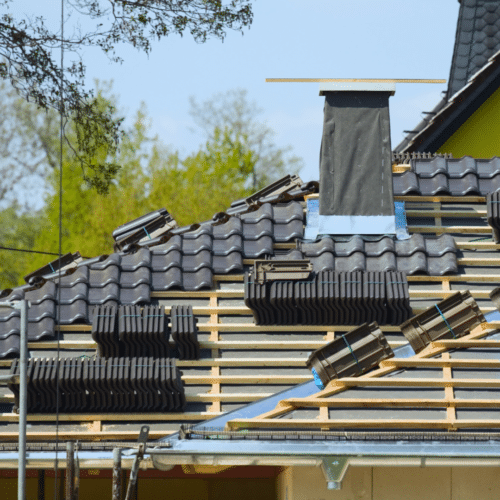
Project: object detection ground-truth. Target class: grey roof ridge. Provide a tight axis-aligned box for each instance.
[395,47,500,154]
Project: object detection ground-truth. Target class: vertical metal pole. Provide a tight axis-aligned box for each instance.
[74,445,80,500]
[37,470,45,500]
[112,448,122,500]
[65,442,74,500]
[18,299,28,500]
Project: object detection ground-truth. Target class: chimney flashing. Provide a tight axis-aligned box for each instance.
[319,81,396,96]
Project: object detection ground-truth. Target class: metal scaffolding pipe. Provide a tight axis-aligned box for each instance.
[18,300,28,500]
[112,448,122,500]
[65,442,74,500]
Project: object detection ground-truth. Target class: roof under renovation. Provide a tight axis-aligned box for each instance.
[1,152,500,461]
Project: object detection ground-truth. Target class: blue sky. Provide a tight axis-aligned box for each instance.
[15,0,460,182]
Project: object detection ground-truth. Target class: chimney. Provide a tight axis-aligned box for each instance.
[318,82,396,235]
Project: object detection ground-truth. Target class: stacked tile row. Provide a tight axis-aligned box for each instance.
[292,234,458,276]
[8,357,186,413]
[92,305,170,358]
[244,271,412,326]
[393,156,500,196]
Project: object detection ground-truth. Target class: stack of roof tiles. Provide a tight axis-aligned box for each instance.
[244,271,411,326]
[92,305,170,358]
[8,357,186,413]
[306,322,394,385]
[400,291,485,353]
[393,156,500,196]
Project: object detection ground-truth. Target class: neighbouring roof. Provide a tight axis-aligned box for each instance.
[394,48,500,153]
[395,0,500,153]
[448,0,500,99]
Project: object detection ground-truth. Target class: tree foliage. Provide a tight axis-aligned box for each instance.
[0,83,304,289]
[189,88,303,190]
[0,0,253,192]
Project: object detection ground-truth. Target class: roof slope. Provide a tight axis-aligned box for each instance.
[448,0,500,99]
[0,171,499,445]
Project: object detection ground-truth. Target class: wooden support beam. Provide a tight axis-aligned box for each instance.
[0,430,176,441]
[392,164,411,174]
[182,375,312,384]
[408,226,490,234]
[431,339,500,348]
[442,353,457,431]
[379,358,500,369]
[395,196,485,203]
[226,418,500,430]
[266,78,447,83]
[290,377,500,389]
[457,258,500,266]
[0,412,221,422]
[406,209,486,218]
[209,294,221,414]
[458,242,498,250]
[271,398,500,409]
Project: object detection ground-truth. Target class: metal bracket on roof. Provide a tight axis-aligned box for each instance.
[23,252,81,284]
[253,259,313,284]
[321,457,349,490]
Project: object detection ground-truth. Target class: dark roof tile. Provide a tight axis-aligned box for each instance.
[58,283,88,304]
[181,251,212,272]
[57,266,89,287]
[274,220,304,242]
[212,252,243,274]
[24,281,57,305]
[181,234,212,254]
[120,267,152,288]
[89,253,121,270]
[28,301,56,322]
[0,334,20,358]
[242,219,274,240]
[181,268,213,291]
[88,283,120,305]
[242,237,274,258]
[240,203,274,223]
[58,300,88,325]
[212,235,242,256]
[88,266,120,288]
[151,250,182,272]
[119,284,151,305]
[151,268,183,291]
[120,248,152,271]
[0,317,19,339]
[27,317,55,341]
[150,235,182,254]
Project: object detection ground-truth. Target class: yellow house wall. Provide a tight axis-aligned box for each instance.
[437,85,500,158]
[277,465,500,500]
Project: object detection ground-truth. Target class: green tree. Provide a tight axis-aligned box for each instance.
[0,0,254,192]
[189,88,303,190]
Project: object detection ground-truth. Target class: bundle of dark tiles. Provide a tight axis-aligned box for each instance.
[118,305,169,358]
[91,305,119,357]
[91,305,169,358]
[487,190,500,243]
[245,271,411,326]
[170,305,199,360]
[8,357,185,413]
